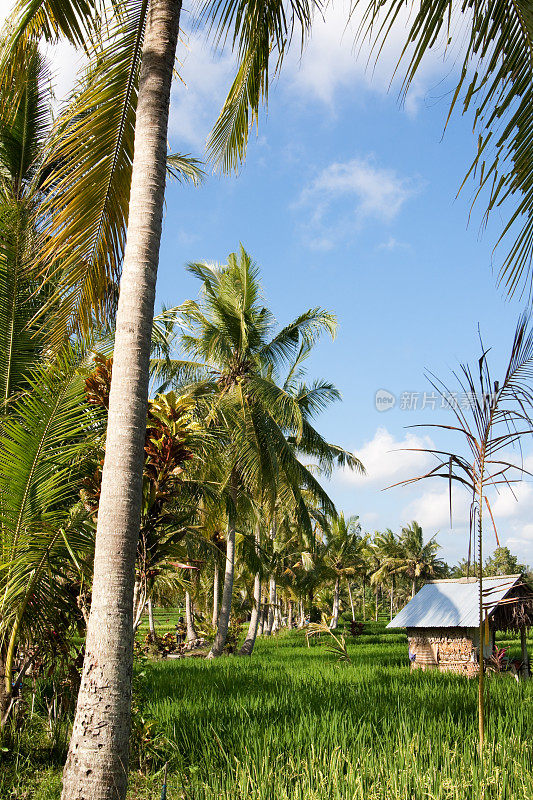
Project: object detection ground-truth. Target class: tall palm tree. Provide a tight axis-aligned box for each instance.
[391,522,447,599]
[324,513,364,629]
[371,529,401,620]
[2,1,319,795]
[176,247,359,656]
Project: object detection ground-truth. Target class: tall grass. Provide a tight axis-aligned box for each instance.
[142,630,532,800]
[4,626,532,799]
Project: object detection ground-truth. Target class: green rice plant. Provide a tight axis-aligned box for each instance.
[4,628,533,799]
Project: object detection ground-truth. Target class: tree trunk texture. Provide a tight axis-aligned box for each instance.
[264,575,276,635]
[240,574,261,655]
[147,598,156,641]
[208,506,236,658]
[330,576,340,629]
[411,578,416,599]
[185,591,198,642]
[61,2,181,798]
[347,581,355,622]
[297,598,305,628]
[287,599,294,629]
[212,561,220,627]
[0,649,10,724]
[362,576,366,620]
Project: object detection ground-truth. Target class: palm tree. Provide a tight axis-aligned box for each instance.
[324,514,364,629]
[176,247,358,657]
[371,529,401,620]
[390,522,447,599]
[0,50,106,723]
[2,0,319,793]
[395,313,533,746]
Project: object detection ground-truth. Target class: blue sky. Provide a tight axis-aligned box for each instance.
[156,7,532,567]
[2,0,530,567]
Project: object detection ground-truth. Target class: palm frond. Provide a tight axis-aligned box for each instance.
[167,152,206,185]
[202,0,318,172]
[36,0,148,344]
[355,0,533,297]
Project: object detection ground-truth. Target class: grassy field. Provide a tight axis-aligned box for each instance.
[3,623,533,799]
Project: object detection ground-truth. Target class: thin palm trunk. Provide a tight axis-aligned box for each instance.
[264,574,276,635]
[147,598,156,640]
[347,580,355,622]
[208,499,236,657]
[257,596,265,635]
[240,526,261,654]
[240,575,261,655]
[362,575,366,620]
[330,575,340,629]
[297,598,305,627]
[375,585,379,622]
[185,590,198,642]
[287,599,294,629]
[478,486,485,748]
[61,3,181,797]
[212,560,220,627]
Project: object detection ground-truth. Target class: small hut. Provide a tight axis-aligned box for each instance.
[388,574,533,676]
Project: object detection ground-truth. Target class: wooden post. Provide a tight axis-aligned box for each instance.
[520,626,529,678]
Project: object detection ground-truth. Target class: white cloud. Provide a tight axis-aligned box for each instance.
[286,0,456,113]
[403,486,470,531]
[340,426,434,488]
[295,156,420,249]
[377,236,412,253]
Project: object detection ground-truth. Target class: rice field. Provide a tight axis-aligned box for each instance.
[5,624,533,799]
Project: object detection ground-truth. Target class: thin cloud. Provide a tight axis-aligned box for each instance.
[339,426,434,488]
[295,156,421,249]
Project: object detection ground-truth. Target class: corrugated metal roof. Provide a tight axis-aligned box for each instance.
[387,575,521,629]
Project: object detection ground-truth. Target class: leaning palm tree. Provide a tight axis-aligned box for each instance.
[393,312,533,747]
[1,1,321,793]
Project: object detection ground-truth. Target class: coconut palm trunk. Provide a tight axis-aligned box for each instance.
[240,527,261,655]
[287,599,294,629]
[147,598,156,640]
[185,590,198,642]
[264,574,276,635]
[411,578,417,599]
[61,2,181,797]
[208,497,236,657]
[240,575,261,655]
[212,561,220,626]
[347,581,355,622]
[297,598,305,627]
[330,575,340,629]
